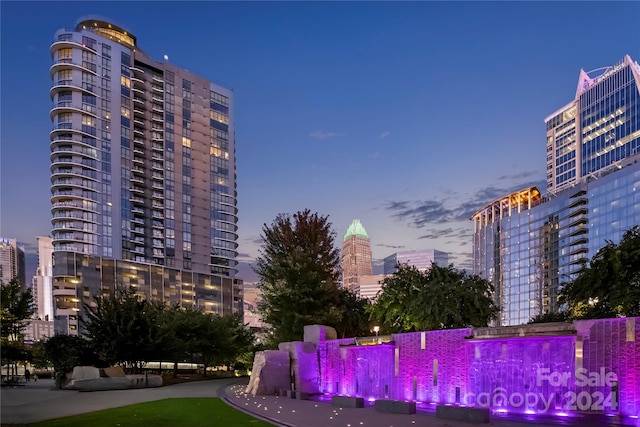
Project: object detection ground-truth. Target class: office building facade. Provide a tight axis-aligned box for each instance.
[383,249,448,275]
[341,219,373,290]
[49,19,240,334]
[0,237,26,287]
[472,55,640,326]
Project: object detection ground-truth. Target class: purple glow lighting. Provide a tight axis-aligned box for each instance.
[316,317,639,420]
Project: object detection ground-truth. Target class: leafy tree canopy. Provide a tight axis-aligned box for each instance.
[334,288,372,338]
[254,209,342,344]
[560,226,640,319]
[369,263,499,332]
[1,278,35,375]
[82,286,166,369]
[1,278,34,339]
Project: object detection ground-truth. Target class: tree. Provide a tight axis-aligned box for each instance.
[254,209,342,344]
[43,334,93,388]
[1,278,34,377]
[369,263,499,332]
[560,226,640,319]
[82,286,165,371]
[335,288,372,338]
[528,311,569,324]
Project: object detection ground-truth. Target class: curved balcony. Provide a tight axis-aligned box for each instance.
[130,65,145,75]
[220,201,239,215]
[51,148,98,163]
[50,125,99,141]
[52,201,97,213]
[50,167,98,182]
[50,132,97,148]
[51,233,84,244]
[50,180,96,193]
[51,189,94,203]
[54,308,80,317]
[50,40,93,57]
[133,97,146,106]
[130,195,145,205]
[51,222,84,233]
[49,102,85,120]
[52,288,77,297]
[50,80,97,99]
[49,59,97,79]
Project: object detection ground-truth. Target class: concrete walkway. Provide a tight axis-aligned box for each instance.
[1,377,236,425]
[2,377,634,426]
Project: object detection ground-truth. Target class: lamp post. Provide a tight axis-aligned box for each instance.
[373,326,380,343]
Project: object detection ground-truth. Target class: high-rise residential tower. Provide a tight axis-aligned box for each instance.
[49,18,240,334]
[0,238,26,287]
[341,219,373,290]
[472,55,640,326]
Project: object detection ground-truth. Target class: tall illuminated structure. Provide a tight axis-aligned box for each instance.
[0,238,26,286]
[341,219,373,290]
[472,55,640,326]
[49,18,240,334]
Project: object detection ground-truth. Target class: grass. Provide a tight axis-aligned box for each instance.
[7,398,273,427]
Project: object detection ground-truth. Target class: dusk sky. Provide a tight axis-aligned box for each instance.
[1,1,639,283]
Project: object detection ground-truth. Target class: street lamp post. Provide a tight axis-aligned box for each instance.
[373,326,380,343]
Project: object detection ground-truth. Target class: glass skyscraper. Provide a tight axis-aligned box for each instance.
[49,19,241,334]
[472,55,640,326]
[383,249,448,274]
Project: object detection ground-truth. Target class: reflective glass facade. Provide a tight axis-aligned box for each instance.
[545,55,640,194]
[383,249,448,274]
[474,55,640,326]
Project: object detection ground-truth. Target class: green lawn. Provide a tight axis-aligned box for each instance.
[9,398,273,427]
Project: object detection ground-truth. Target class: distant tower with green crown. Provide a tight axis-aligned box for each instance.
[341,219,373,291]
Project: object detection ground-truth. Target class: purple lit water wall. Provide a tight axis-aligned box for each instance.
[316,317,639,419]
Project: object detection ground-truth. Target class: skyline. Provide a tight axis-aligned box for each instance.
[1,1,640,284]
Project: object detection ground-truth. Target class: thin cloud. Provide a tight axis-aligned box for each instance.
[386,199,456,227]
[379,131,391,139]
[496,171,537,181]
[309,130,343,139]
[370,151,380,158]
[417,228,456,240]
[375,243,406,249]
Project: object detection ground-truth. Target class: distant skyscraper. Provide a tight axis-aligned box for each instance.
[546,54,640,195]
[49,18,241,334]
[0,237,26,287]
[355,274,387,300]
[32,236,54,321]
[383,249,448,274]
[341,219,373,290]
[472,55,640,326]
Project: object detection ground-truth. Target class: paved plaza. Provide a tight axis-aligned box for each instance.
[1,377,630,426]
